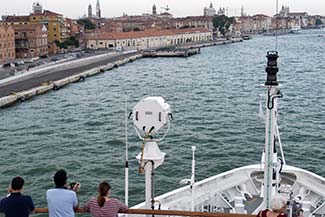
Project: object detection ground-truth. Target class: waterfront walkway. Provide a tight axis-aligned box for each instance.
[0,51,137,98]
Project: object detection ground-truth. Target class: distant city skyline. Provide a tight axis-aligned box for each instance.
[1,0,325,18]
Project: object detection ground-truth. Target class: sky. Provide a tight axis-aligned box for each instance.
[0,0,324,19]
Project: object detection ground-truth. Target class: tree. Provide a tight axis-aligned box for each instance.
[212,15,235,36]
[77,18,95,30]
[55,36,79,49]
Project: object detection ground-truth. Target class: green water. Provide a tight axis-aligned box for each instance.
[0,29,324,215]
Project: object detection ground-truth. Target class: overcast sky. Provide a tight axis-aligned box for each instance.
[1,0,324,19]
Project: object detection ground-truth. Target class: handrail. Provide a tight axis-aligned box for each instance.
[34,208,255,217]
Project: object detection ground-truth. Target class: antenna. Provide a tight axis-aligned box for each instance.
[124,93,129,206]
[275,0,279,50]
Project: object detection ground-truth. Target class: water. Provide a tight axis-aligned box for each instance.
[0,29,324,213]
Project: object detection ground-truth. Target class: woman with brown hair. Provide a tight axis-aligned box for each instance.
[257,196,288,217]
[84,181,128,217]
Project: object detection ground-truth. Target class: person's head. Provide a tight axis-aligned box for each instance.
[54,169,67,187]
[297,208,304,217]
[270,196,287,213]
[11,176,25,191]
[97,181,111,207]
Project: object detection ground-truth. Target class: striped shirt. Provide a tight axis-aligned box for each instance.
[84,197,128,217]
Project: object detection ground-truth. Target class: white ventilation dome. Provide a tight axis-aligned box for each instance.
[132,96,171,134]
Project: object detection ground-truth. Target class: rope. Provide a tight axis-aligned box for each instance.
[138,134,149,174]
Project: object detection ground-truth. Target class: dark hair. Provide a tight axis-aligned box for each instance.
[97,181,111,207]
[54,169,67,187]
[11,176,25,190]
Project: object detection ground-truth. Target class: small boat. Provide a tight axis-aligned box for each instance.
[290,25,302,34]
[241,35,252,40]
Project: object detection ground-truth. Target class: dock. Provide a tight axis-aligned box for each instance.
[142,38,243,58]
[142,47,200,57]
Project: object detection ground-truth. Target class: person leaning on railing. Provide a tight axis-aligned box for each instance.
[0,176,35,217]
[46,169,81,217]
[83,181,128,217]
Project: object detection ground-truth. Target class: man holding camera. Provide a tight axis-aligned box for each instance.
[46,169,80,217]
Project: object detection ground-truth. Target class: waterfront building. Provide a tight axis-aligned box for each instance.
[174,16,214,30]
[0,24,15,64]
[276,6,309,29]
[13,24,48,58]
[234,15,272,34]
[29,10,66,54]
[85,28,212,50]
[203,3,216,17]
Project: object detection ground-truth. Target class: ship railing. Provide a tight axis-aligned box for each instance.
[34,208,255,217]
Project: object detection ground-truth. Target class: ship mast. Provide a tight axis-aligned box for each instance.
[263,51,283,209]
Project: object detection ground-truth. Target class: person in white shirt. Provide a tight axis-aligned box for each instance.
[46,169,80,217]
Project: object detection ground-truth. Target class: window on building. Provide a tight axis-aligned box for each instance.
[33,17,36,20]
[0,54,2,59]
[54,34,57,37]
[53,28,56,31]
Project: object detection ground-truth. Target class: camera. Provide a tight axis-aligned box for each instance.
[69,182,76,189]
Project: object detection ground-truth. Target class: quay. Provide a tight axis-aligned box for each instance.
[0,38,243,108]
[142,38,242,57]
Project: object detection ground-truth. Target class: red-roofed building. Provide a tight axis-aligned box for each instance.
[85,28,212,50]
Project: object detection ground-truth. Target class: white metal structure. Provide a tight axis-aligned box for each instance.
[132,96,172,210]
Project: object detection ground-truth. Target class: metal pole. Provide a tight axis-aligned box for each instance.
[191,146,196,211]
[263,87,277,209]
[125,93,129,206]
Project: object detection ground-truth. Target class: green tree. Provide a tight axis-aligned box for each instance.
[212,15,235,36]
[55,36,79,49]
[77,18,95,30]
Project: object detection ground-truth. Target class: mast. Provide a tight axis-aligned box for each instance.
[263,51,282,209]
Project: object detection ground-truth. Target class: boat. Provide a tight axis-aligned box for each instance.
[127,51,325,217]
[241,35,252,40]
[290,26,302,34]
